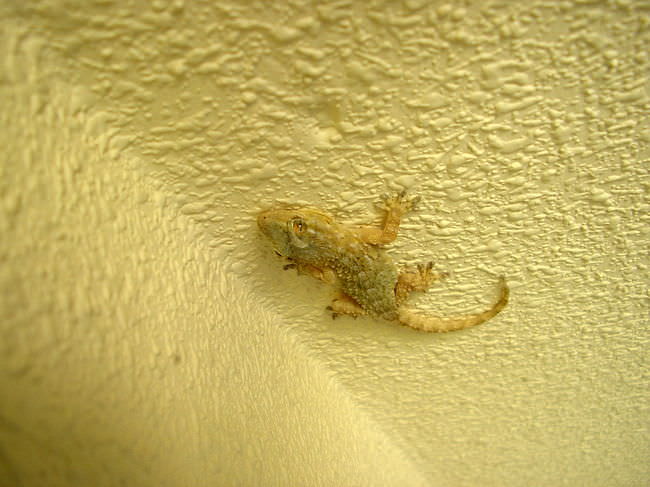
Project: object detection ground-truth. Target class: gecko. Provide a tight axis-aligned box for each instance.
[257,191,509,332]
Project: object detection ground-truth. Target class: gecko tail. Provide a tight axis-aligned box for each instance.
[398,277,509,333]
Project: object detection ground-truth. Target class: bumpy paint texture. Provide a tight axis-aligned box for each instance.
[1,0,649,485]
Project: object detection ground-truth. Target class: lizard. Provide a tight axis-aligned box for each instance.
[257,191,509,332]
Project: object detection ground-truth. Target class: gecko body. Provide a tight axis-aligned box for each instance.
[258,192,508,332]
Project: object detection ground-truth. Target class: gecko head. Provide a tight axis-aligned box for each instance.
[257,207,333,258]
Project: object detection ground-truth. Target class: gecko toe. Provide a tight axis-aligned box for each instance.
[326,306,339,319]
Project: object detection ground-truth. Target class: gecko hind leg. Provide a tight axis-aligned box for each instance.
[326,293,367,319]
[395,262,448,305]
[355,190,420,246]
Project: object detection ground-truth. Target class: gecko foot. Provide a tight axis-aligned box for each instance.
[325,306,339,320]
[395,261,448,305]
[327,294,366,319]
[379,190,420,215]
[418,262,449,283]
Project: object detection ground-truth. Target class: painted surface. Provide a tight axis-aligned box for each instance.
[1,0,648,485]
[0,30,426,487]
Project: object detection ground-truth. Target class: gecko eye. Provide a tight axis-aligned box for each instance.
[287,217,309,248]
[291,218,307,234]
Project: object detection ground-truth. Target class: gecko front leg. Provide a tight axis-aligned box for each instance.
[354,190,420,245]
[284,261,337,285]
[326,293,367,319]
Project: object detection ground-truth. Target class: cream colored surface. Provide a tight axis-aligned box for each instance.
[0,28,426,487]
[0,1,648,486]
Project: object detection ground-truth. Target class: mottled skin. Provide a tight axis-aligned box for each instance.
[258,192,509,332]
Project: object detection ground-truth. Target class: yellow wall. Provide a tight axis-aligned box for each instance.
[1,1,648,486]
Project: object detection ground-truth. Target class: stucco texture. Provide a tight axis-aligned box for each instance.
[0,1,648,486]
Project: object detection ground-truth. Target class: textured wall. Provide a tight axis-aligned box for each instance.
[1,0,649,486]
[0,20,427,487]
